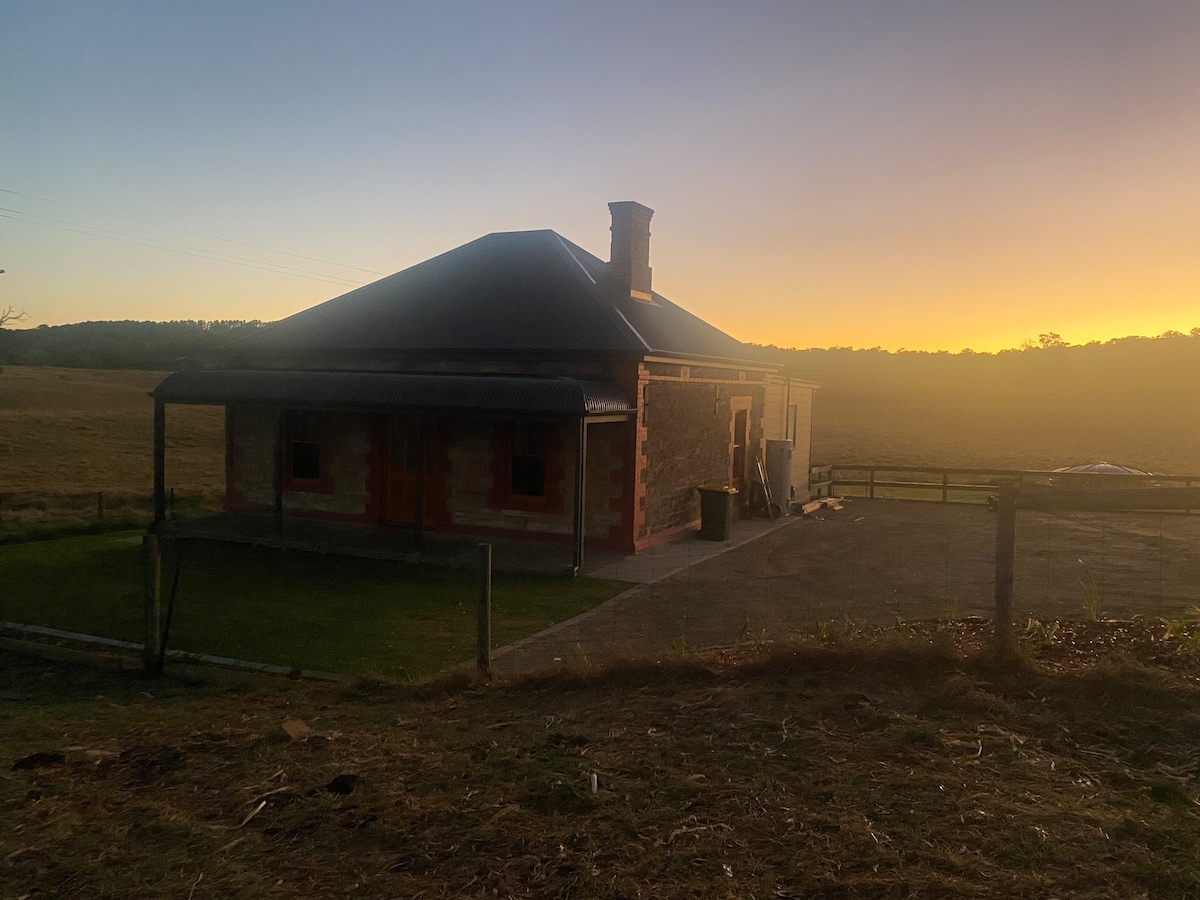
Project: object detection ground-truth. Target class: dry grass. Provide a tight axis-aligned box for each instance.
[812,399,1200,474]
[4,622,1200,898]
[0,366,224,494]
[0,366,224,534]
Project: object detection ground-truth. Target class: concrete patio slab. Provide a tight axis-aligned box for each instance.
[155,512,795,582]
[586,514,797,584]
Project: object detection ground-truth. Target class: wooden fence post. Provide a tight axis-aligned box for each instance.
[993,479,1017,654]
[477,543,492,678]
[153,398,167,526]
[868,469,876,499]
[941,471,949,503]
[143,534,162,673]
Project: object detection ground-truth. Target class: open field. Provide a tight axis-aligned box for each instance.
[7,361,1200,537]
[0,366,224,493]
[0,532,625,680]
[4,626,1200,898]
[0,366,224,536]
[812,399,1200,474]
[773,337,1200,474]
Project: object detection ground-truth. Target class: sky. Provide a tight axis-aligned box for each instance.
[2,0,1198,352]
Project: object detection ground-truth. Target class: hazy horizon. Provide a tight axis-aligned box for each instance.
[4,0,1199,352]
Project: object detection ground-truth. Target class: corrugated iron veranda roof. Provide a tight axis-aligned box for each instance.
[154,369,634,416]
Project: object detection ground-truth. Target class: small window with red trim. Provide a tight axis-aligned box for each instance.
[510,421,547,497]
[285,412,331,491]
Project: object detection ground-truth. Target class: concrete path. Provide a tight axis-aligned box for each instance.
[491,514,803,675]
[586,515,794,584]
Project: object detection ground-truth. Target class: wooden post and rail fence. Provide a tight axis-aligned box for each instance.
[810,463,1200,654]
[814,463,1200,508]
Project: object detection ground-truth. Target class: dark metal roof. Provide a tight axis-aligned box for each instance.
[153,369,634,416]
[231,229,771,365]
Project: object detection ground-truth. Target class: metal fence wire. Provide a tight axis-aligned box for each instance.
[491,499,1200,673]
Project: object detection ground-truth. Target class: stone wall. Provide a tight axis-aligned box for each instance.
[762,374,788,441]
[442,418,629,547]
[225,408,630,545]
[226,406,275,509]
[226,407,373,520]
[583,421,630,545]
[788,386,815,500]
[443,419,573,536]
[639,381,764,539]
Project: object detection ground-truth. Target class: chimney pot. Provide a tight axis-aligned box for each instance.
[608,201,654,301]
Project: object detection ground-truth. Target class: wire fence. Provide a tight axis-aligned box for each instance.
[490,498,1200,674]
[7,491,1200,680]
[0,489,220,535]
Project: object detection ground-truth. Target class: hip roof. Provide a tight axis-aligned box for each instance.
[231,230,768,365]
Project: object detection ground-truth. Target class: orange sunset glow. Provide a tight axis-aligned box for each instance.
[3,1,1198,351]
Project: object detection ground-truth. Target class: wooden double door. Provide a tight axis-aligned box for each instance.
[383,416,443,526]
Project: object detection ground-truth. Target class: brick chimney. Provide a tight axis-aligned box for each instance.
[608,201,654,301]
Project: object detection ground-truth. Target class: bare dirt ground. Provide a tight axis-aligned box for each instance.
[5,625,1200,899]
[495,499,1200,674]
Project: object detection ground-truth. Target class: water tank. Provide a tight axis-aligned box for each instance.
[765,440,793,515]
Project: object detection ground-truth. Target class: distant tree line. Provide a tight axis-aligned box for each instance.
[751,328,1200,405]
[744,329,1200,473]
[3,319,1199,403]
[0,320,267,370]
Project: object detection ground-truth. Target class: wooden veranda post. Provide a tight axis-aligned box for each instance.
[993,479,1018,654]
[413,415,426,551]
[142,534,162,673]
[153,398,166,526]
[572,417,588,576]
[273,410,285,537]
[477,543,492,677]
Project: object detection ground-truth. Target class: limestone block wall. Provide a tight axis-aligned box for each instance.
[762,374,788,441]
[443,419,574,536]
[639,379,765,540]
[226,406,373,521]
[788,385,815,500]
[226,406,275,509]
[440,418,629,547]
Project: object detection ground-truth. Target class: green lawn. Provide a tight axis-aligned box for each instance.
[0,532,626,680]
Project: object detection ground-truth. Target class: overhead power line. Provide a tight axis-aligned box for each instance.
[0,186,387,276]
[0,210,367,288]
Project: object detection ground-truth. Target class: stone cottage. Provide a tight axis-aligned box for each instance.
[152,202,816,569]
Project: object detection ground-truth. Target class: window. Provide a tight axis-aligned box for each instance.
[732,408,749,483]
[487,420,563,512]
[286,412,325,487]
[510,421,547,497]
[786,405,798,445]
[292,440,321,480]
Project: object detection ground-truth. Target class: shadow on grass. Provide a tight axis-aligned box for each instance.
[0,531,626,680]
